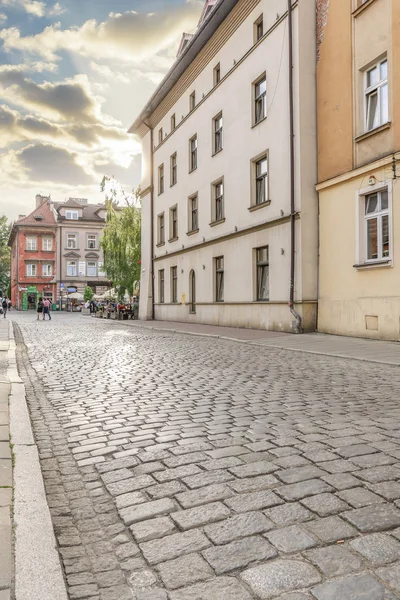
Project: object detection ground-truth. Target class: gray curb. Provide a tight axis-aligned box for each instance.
[8,322,68,600]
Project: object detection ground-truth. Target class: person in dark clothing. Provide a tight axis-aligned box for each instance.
[2,297,8,318]
[37,297,43,321]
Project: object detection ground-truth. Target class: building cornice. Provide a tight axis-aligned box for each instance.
[316,152,400,191]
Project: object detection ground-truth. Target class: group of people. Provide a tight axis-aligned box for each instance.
[0,297,11,318]
[36,297,52,321]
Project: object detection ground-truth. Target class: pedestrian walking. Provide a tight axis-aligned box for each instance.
[42,298,51,320]
[37,297,43,321]
[2,297,8,318]
[7,300,11,311]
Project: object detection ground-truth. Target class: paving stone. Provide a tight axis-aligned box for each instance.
[201,457,243,471]
[241,559,321,599]
[133,461,164,475]
[147,480,186,500]
[96,569,126,588]
[115,542,140,560]
[321,473,361,491]
[305,516,358,543]
[134,590,168,600]
[176,483,233,508]
[140,529,211,564]
[375,562,400,593]
[265,502,314,526]
[153,464,202,483]
[106,475,155,496]
[118,498,177,525]
[276,479,334,502]
[311,573,389,600]
[336,444,378,458]
[204,511,274,544]
[225,490,282,513]
[130,516,176,542]
[228,474,279,493]
[275,466,326,484]
[168,576,253,600]
[203,535,277,574]
[350,533,400,565]
[171,501,229,530]
[127,569,157,590]
[368,481,400,501]
[205,446,249,459]
[100,468,134,485]
[304,545,363,576]
[183,470,234,489]
[266,525,317,553]
[157,552,214,589]
[96,457,138,473]
[357,466,400,484]
[337,487,385,508]
[114,491,146,510]
[99,585,133,600]
[69,583,99,598]
[163,452,208,468]
[344,504,400,533]
[300,493,349,517]
[316,459,358,474]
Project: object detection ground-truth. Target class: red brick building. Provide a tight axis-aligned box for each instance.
[9,196,57,310]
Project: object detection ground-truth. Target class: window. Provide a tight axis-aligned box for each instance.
[171,114,176,131]
[189,91,196,111]
[26,237,37,251]
[87,261,97,276]
[255,156,268,205]
[158,128,163,144]
[254,75,267,124]
[67,261,77,277]
[42,264,52,277]
[66,210,79,220]
[26,263,36,276]
[158,164,164,195]
[213,113,223,154]
[364,189,389,261]
[189,135,197,172]
[256,246,269,300]
[189,270,196,313]
[213,63,221,86]
[67,233,77,249]
[42,238,53,251]
[254,15,263,42]
[87,234,96,249]
[157,213,165,245]
[215,256,224,302]
[170,153,177,186]
[171,266,178,303]
[158,269,165,303]
[188,195,198,232]
[212,180,224,222]
[365,59,388,131]
[170,206,178,240]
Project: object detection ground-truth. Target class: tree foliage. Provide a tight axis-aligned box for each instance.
[84,286,94,302]
[100,177,141,300]
[0,216,11,295]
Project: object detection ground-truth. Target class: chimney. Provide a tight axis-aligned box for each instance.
[36,194,49,208]
[18,215,26,220]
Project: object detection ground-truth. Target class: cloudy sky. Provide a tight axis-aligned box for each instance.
[0,0,203,220]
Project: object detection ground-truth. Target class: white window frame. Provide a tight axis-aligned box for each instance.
[158,163,164,195]
[213,113,223,155]
[42,237,53,251]
[189,135,197,172]
[170,153,177,186]
[26,263,37,276]
[67,261,77,277]
[42,263,52,277]
[67,233,77,249]
[26,237,37,251]
[87,234,97,249]
[157,213,165,245]
[66,210,79,220]
[254,74,267,125]
[188,194,198,232]
[87,261,97,276]
[356,180,392,266]
[364,58,388,132]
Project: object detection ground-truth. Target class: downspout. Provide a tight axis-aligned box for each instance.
[143,120,155,320]
[288,0,303,333]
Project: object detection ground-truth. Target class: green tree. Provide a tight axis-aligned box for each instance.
[100,177,141,300]
[0,216,11,296]
[84,286,94,302]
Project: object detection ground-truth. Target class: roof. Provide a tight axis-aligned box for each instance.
[53,201,107,223]
[14,198,57,228]
[129,0,240,137]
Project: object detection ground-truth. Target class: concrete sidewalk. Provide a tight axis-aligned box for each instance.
[94,316,400,366]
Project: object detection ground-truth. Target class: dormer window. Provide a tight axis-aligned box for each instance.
[66,210,79,220]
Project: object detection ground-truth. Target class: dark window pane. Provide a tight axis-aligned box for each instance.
[367,218,378,260]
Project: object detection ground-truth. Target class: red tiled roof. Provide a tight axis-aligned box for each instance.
[15,199,57,227]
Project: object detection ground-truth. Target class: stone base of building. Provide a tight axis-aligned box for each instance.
[318,298,400,341]
[150,302,317,333]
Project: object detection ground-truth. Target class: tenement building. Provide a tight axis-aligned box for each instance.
[130,0,318,331]
[317,0,400,340]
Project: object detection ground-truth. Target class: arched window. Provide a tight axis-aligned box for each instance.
[189,270,196,314]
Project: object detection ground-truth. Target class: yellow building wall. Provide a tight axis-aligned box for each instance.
[318,163,400,340]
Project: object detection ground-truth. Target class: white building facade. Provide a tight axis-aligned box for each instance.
[131,0,318,332]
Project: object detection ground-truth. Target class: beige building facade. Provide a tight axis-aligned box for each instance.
[131,0,318,332]
[317,0,400,340]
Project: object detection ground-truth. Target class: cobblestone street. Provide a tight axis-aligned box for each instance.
[10,312,400,599]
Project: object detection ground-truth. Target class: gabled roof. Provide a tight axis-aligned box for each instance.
[61,198,84,209]
[177,33,194,58]
[53,201,107,223]
[14,198,57,228]
[198,0,218,25]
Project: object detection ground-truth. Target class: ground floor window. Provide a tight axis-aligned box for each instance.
[256,246,269,300]
[171,266,177,303]
[215,256,224,302]
[67,261,77,277]
[159,269,165,303]
[364,189,389,261]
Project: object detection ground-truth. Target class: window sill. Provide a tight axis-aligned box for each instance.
[186,229,199,236]
[168,237,179,243]
[25,249,38,252]
[252,116,267,129]
[353,0,377,17]
[248,200,271,212]
[85,248,98,251]
[189,167,197,174]
[156,242,165,248]
[353,259,392,270]
[65,248,80,251]
[212,149,223,157]
[42,249,54,253]
[355,121,391,143]
[158,192,164,196]
[170,182,177,188]
[209,218,226,227]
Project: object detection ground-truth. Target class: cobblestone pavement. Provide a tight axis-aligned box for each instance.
[10,311,400,599]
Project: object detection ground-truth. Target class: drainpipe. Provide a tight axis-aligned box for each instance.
[144,120,155,320]
[288,0,302,333]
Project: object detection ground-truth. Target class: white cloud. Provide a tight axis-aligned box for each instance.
[48,2,66,17]
[0,12,7,23]
[0,0,46,17]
